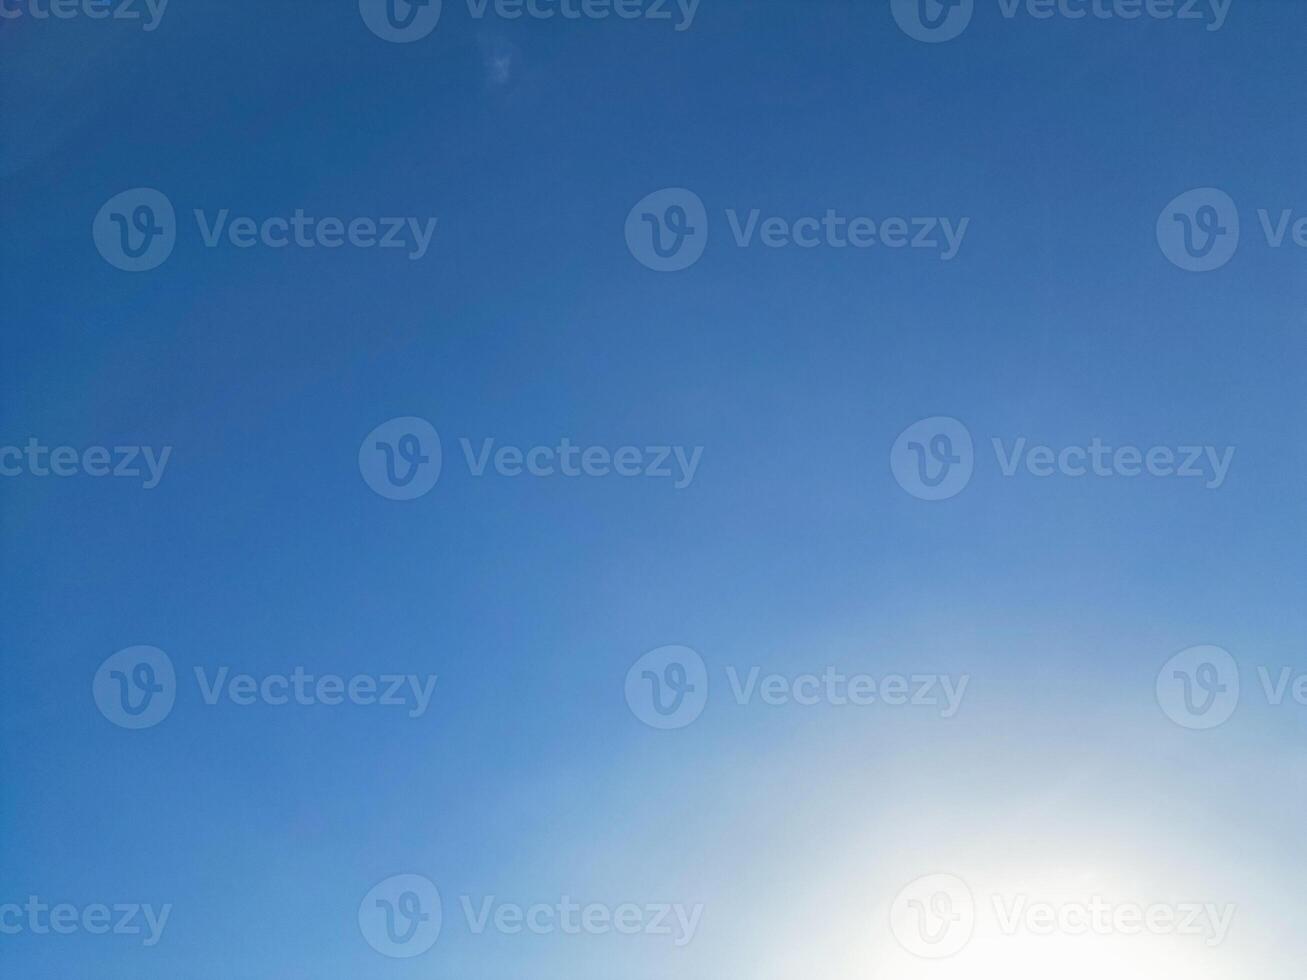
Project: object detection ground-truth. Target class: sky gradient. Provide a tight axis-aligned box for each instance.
[2,1,1305,978]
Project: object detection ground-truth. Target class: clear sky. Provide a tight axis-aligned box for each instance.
[2,1,1305,978]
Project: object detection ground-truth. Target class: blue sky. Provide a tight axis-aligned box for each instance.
[2,1,1306,978]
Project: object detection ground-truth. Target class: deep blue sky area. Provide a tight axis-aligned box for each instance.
[2,2,1305,978]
